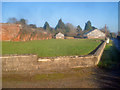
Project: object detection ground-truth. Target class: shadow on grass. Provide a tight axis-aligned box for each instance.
[98,41,120,69]
[88,40,104,55]
[95,40,120,88]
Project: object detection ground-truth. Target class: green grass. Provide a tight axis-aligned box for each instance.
[98,40,120,69]
[2,39,101,57]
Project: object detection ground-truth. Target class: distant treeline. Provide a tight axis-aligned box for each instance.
[7,17,116,38]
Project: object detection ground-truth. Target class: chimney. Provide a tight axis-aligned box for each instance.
[105,24,107,38]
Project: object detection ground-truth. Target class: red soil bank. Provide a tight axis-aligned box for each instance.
[0,23,21,41]
[0,23,52,41]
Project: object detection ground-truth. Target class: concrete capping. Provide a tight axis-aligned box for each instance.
[2,40,107,73]
[0,54,37,58]
[93,41,106,65]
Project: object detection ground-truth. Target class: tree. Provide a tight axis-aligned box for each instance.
[19,18,27,25]
[76,25,82,34]
[100,26,111,38]
[84,21,93,31]
[54,19,67,34]
[7,18,28,25]
[118,32,120,36]
[55,19,66,30]
[65,23,76,32]
[65,23,77,36]
[43,21,51,30]
[110,32,116,38]
[92,26,97,30]
[7,17,17,23]
[29,24,37,28]
[77,25,82,31]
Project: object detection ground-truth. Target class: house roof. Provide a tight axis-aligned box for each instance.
[56,32,64,36]
[84,29,105,35]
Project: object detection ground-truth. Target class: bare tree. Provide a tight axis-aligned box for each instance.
[7,17,18,24]
[100,25,111,38]
[65,23,77,36]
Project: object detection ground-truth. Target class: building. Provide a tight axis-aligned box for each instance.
[55,32,64,39]
[65,37,74,39]
[83,29,105,39]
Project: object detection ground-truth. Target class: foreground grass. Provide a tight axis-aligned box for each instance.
[98,40,120,69]
[2,39,101,57]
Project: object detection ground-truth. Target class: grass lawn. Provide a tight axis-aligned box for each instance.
[2,39,101,57]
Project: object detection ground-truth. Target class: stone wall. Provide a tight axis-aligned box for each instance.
[94,41,106,65]
[2,41,107,73]
[2,55,38,72]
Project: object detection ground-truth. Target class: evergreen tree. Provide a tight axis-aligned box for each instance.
[76,25,83,37]
[77,25,82,33]
[19,19,27,25]
[43,21,50,30]
[84,21,93,31]
[55,19,66,30]
[92,26,97,30]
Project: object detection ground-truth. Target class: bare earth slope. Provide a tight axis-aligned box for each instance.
[0,23,52,41]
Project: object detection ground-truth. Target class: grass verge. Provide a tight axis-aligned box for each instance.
[98,40,120,69]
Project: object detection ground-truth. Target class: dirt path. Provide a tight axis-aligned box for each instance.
[2,67,120,88]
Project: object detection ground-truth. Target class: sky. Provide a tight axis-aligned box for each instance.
[2,2,118,33]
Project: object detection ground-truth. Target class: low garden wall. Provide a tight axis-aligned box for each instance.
[1,40,106,73]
